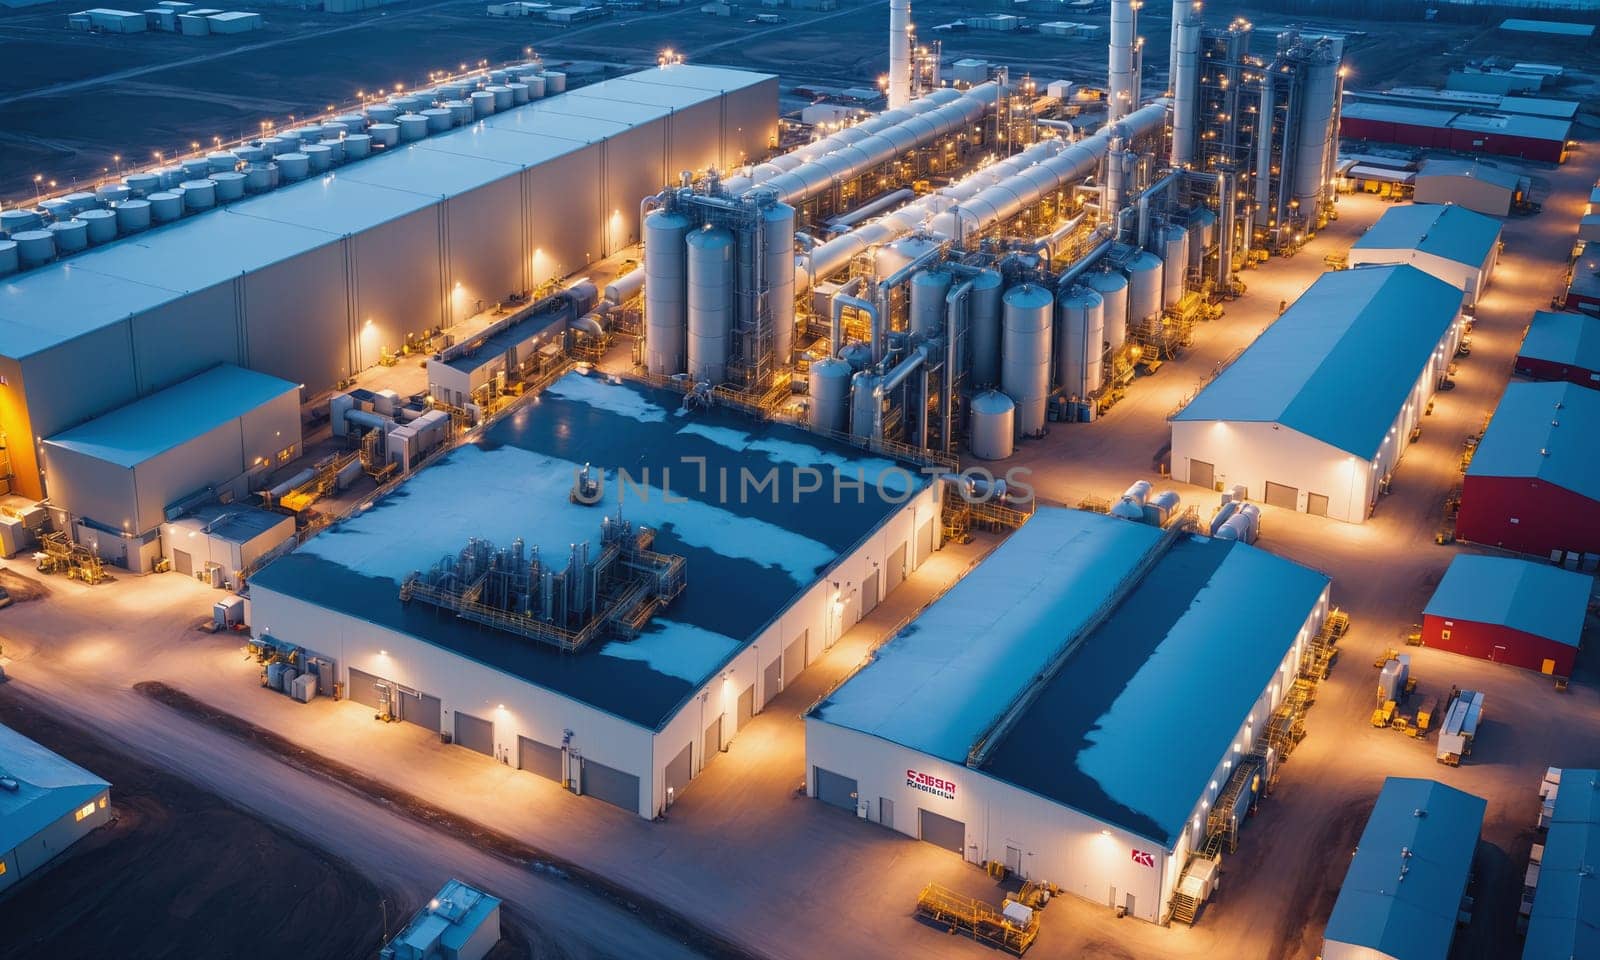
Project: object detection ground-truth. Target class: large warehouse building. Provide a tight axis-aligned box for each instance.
[1348,203,1502,309]
[248,372,940,819]
[1514,310,1600,388]
[1412,159,1523,216]
[1321,777,1486,960]
[0,64,777,503]
[806,508,1331,924]
[1421,554,1591,677]
[1524,768,1600,960]
[1170,265,1463,522]
[1456,380,1600,559]
[1340,100,1570,163]
[0,723,113,894]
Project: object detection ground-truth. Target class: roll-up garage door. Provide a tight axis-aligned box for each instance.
[737,684,754,728]
[1264,481,1298,511]
[172,549,193,576]
[1306,492,1330,517]
[814,766,858,812]
[582,758,640,813]
[663,741,692,802]
[862,569,880,616]
[454,710,494,756]
[398,690,441,731]
[1189,459,1215,490]
[784,632,806,682]
[347,667,384,710]
[763,654,782,706]
[885,542,907,595]
[919,808,966,855]
[517,735,563,782]
[703,714,724,765]
[916,519,935,567]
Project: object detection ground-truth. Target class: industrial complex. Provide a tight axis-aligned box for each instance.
[0,0,1597,957]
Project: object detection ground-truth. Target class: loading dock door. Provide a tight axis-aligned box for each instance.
[919,808,966,855]
[784,632,805,682]
[1264,481,1298,511]
[737,684,755,728]
[517,736,563,782]
[347,667,384,711]
[581,759,640,813]
[1189,459,1215,490]
[454,711,494,756]
[172,549,192,576]
[763,654,782,706]
[663,741,692,803]
[862,569,880,616]
[916,518,935,567]
[1306,492,1330,517]
[814,766,858,812]
[399,690,442,732]
[703,713,724,766]
[885,542,907,595]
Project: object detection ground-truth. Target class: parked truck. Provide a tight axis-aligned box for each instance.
[1436,690,1485,766]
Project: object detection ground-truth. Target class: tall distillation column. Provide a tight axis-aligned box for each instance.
[1108,0,1138,122]
[1169,0,1202,168]
[888,0,913,110]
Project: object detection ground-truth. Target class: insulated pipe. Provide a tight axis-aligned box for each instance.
[829,189,916,231]
[874,242,948,361]
[873,345,928,440]
[605,267,645,305]
[1170,0,1203,168]
[571,314,606,338]
[888,0,913,109]
[1108,0,1138,122]
[833,292,879,361]
[1056,236,1113,289]
[830,277,864,355]
[1136,172,1179,250]
[944,279,973,452]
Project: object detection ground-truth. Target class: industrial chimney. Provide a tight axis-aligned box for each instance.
[888,0,912,109]
[1169,0,1202,167]
[1108,0,1138,122]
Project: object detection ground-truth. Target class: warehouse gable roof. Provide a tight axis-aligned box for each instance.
[45,364,297,467]
[1518,310,1600,374]
[1468,381,1600,502]
[1323,777,1486,960]
[1417,159,1522,191]
[1424,554,1591,649]
[1352,203,1503,268]
[1172,265,1461,458]
[0,723,109,857]
[1526,769,1600,960]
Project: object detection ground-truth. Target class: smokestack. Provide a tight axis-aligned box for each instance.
[1108,0,1137,122]
[889,0,912,109]
[1170,0,1202,167]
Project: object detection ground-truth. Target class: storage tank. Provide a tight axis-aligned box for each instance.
[180,158,211,179]
[1160,224,1189,306]
[396,115,429,142]
[524,74,547,99]
[77,209,117,244]
[206,151,238,173]
[849,370,880,440]
[1110,496,1145,520]
[1237,503,1261,542]
[487,85,513,110]
[368,123,400,148]
[243,163,277,192]
[39,198,73,222]
[115,198,151,233]
[12,230,55,268]
[686,226,736,384]
[300,144,332,173]
[63,191,98,213]
[469,91,495,117]
[48,219,89,253]
[365,104,399,125]
[293,125,326,144]
[1216,513,1252,543]
[344,134,372,160]
[148,192,183,222]
[763,200,797,365]
[909,268,952,339]
[969,389,1016,461]
[318,138,346,164]
[234,144,266,164]
[1122,479,1152,505]
[1293,39,1342,216]
[96,183,131,204]
[180,179,216,210]
[1001,283,1054,437]
[277,153,310,181]
[808,356,853,433]
[507,81,529,105]
[968,268,1005,387]
[544,71,567,93]
[445,100,474,125]
[322,121,349,139]
[333,113,367,132]
[259,136,293,157]
[1124,250,1163,325]
[124,172,159,197]
[1083,269,1129,352]
[1209,500,1240,536]
[0,209,42,235]
[1145,489,1181,526]
[153,166,184,188]
[643,208,692,375]
[0,240,17,277]
[1056,284,1104,400]
[421,107,453,133]
[206,170,244,201]
[1187,208,1217,269]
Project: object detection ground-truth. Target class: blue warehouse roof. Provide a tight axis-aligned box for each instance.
[1324,778,1485,960]
[1518,310,1600,375]
[0,723,110,858]
[1526,769,1600,960]
[1172,265,1461,459]
[1468,381,1600,502]
[250,372,923,730]
[1352,203,1504,268]
[1424,554,1592,649]
[814,508,1329,847]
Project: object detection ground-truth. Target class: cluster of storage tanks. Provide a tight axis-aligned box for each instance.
[0,61,568,277]
[1209,485,1262,544]
[1109,479,1184,527]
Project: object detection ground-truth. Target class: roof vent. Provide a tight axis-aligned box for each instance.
[1541,448,1550,456]
[1555,401,1565,410]
[1551,420,1560,428]
[0,776,17,792]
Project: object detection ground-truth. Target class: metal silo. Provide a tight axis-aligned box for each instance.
[12,230,54,269]
[469,91,495,117]
[1056,284,1104,400]
[344,134,372,159]
[0,240,16,277]
[808,356,853,433]
[48,219,88,253]
[180,179,216,210]
[850,370,880,440]
[148,192,182,222]
[1001,282,1054,437]
[686,225,736,384]
[301,144,333,173]
[968,268,1005,387]
[544,71,567,93]
[1124,251,1164,327]
[1160,224,1189,306]
[644,208,692,376]
[909,268,952,338]
[1293,39,1342,217]
[762,200,797,365]
[487,85,513,111]
[115,199,151,234]
[1083,269,1129,351]
[968,389,1015,461]
[368,124,399,148]
[396,115,428,142]
[77,209,117,244]
[421,107,453,132]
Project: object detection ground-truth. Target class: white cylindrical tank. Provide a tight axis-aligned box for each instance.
[968,268,1005,387]
[207,151,238,173]
[643,208,692,375]
[368,123,399,148]
[293,125,326,144]
[0,240,16,277]
[124,172,160,197]
[48,219,89,253]
[115,198,152,233]
[1056,284,1105,400]
[259,136,293,157]
[763,200,797,365]
[1001,283,1054,437]
[1110,496,1145,520]
[344,134,372,159]
[507,82,529,105]
[148,192,183,222]
[1123,480,1153,504]
[1210,500,1240,537]
[322,121,350,139]
[1083,268,1129,352]
[524,74,547,99]
[396,115,429,142]
[445,100,474,125]
[211,171,246,201]
[686,226,736,384]
[62,192,97,213]
[486,85,513,110]
[318,138,346,164]
[544,71,567,93]
[1160,224,1189,306]
[969,389,1016,460]
[13,230,55,268]
[77,208,117,244]
[850,370,880,440]
[302,144,333,173]
[1217,514,1253,543]
[39,198,74,222]
[909,268,952,339]
[808,356,853,433]
[96,183,131,204]
[180,158,211,179]
[365,104,399,125]
[1,209,43,235]
[1147,490,1182,526]
[234,144,266,164]
[1237,503,1262,541]
[277,153,310,181]
[1125,250,1164,326]
[334,113,367,132]
[469,91,495,117]
[154,166,184,188]
[421,107,453,132]
[180,179,216,210]
[243,163,277,192]
[1188,208,1217,269]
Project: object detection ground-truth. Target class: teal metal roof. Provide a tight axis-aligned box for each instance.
[1172,265,1460,458]
[0,723,110,857]
[1418,158,1522,191]
[1468,381,1600,502]
[1525,769,1600,960]
[1351,203,1503,268]
[1518,310,1600,373]
[1424,554,1592,648]
[1323,777,1486,960]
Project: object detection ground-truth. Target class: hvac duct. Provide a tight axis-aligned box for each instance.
[1000,283,1053,437]
[686,225,736,384]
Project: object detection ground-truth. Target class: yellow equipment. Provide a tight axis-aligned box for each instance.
[1372,701,1396,727]
[1414,696,1439,735]
[1374,648,1398,669]
[914,884,1040,955]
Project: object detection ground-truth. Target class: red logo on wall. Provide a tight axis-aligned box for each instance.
[1131,849,1155,868]
[906,769,957,800]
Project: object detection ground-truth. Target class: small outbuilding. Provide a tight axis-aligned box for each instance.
[381,878,502,960]
[1422,554,1591,677]
[159,503,295,588]
[1348,203,1502,309]
[1515,310,1600,388]
[0,723,113,895]
[1413,159,1522,216]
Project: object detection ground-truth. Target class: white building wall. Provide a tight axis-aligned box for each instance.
[0,789,112,894]
[1321,941,1403,960]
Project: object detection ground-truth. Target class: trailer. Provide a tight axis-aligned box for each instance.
[914,884,1040,955]
[1436,690,1485,766]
